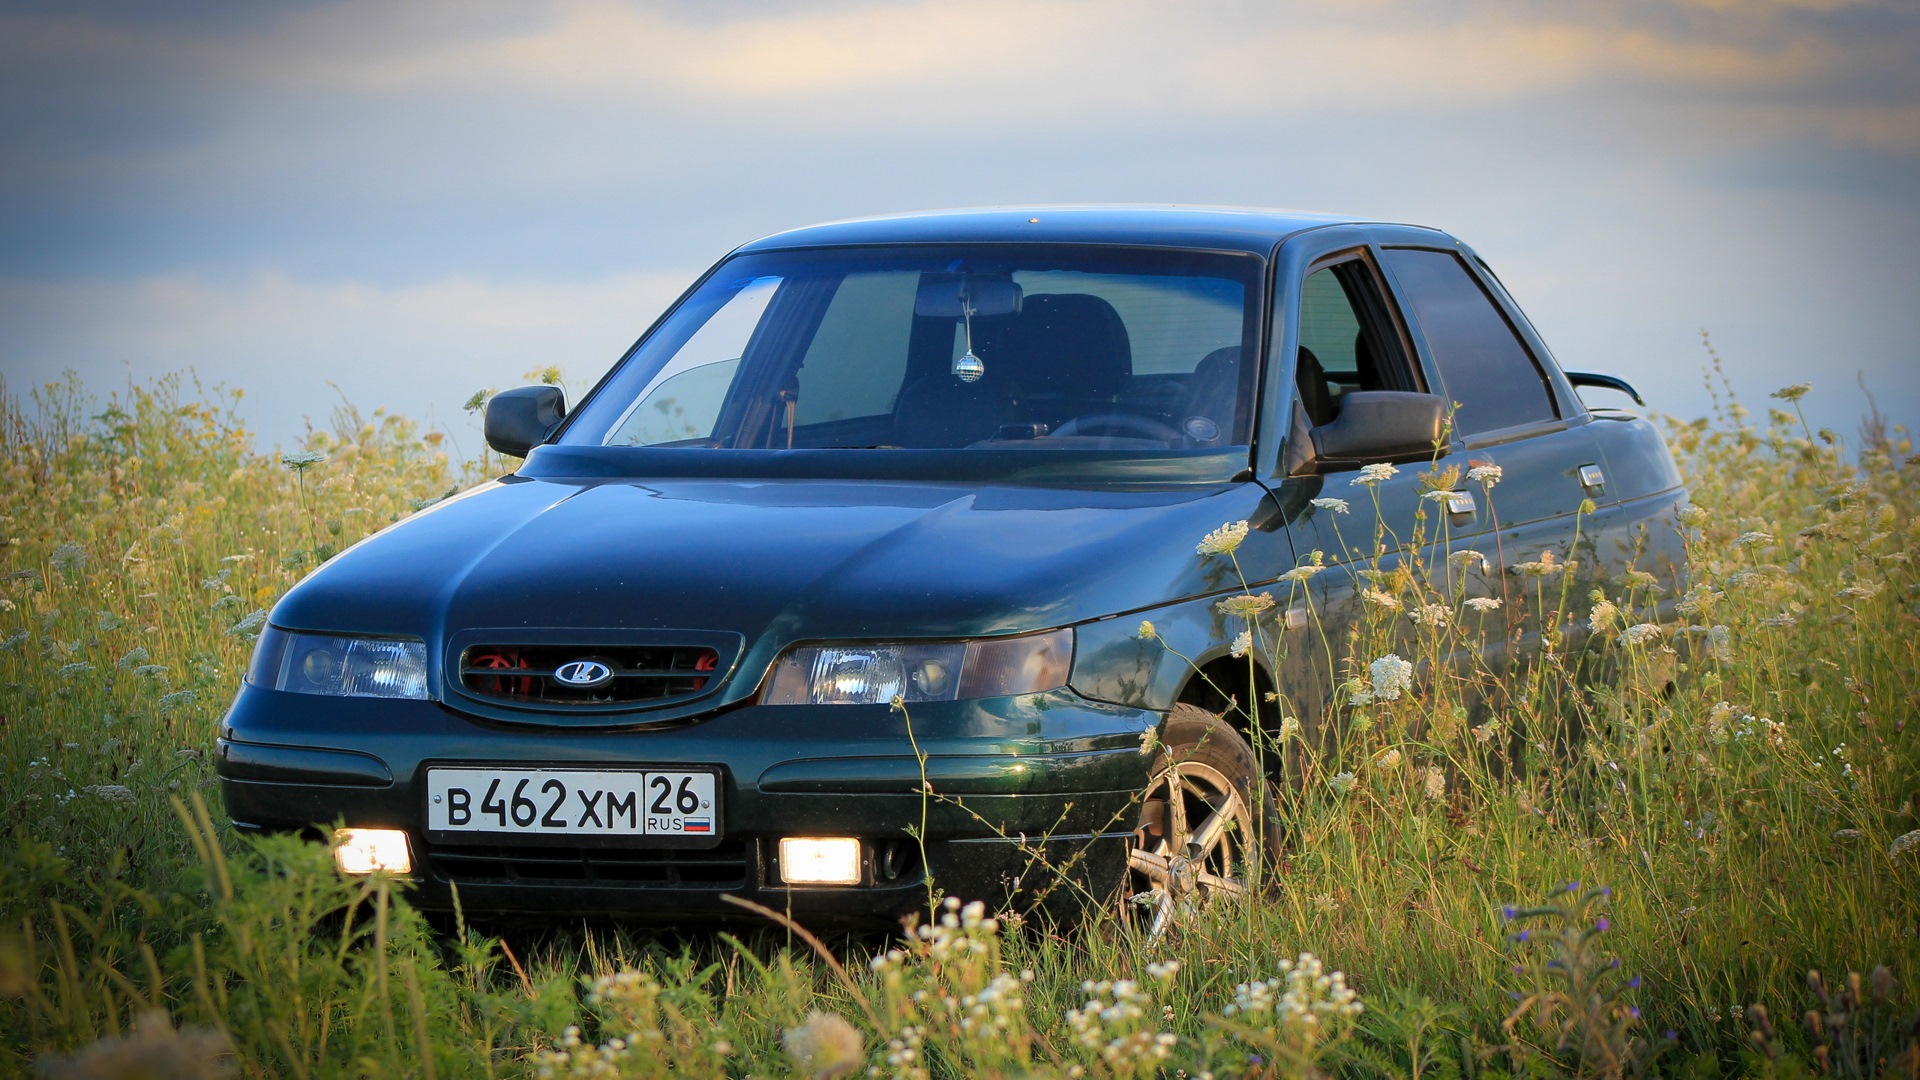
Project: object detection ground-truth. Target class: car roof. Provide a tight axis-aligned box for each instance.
[734,205,1430,256]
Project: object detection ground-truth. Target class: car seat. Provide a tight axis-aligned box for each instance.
[990,294,1133,427]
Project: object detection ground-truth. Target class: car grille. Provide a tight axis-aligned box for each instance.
[425,840,751,888]
[459,643,720,706]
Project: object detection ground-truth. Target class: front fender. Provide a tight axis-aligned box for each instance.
[1068,585,1307,713]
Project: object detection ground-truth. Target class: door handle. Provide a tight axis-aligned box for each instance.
[1443,490,1476,523]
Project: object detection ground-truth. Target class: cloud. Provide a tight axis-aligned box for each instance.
[247,0,1840,111]
[0,269,692,448]
[2,1,1855,115]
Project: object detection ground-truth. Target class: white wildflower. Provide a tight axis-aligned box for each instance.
[1376,748,1404,770]
[1450,550,1490,574]
[1515,550,1564,576]
[1587,600,1618,635]
[1675,584,1716,617]
[1370,654,1414,701]
[1421,489,1454,503]
[1309,497,1350,514]
[1328,771,1357,794]
[1351,462,1397,486]
[1216,592,1276,618]
[1362,588,1402,611]
[1196,520,1251,557]
[1467,463,1503,487]
[1278,561,1323,583]
[1278,716,1301,742]
[1409,603,1450,628]
[1424,767,1447,802]
[1733,531,1775,548]
[1230,629,1253,658]
[1473,719,1503,745]
[1312,893,1338,913]
[783,1011,864,1080]
[1137,620,1156,640]
[1619,623,1665,646]
[83,784,135,805]
[1837,582,1882,601]
[1708,624,1733,662]
[50,541,89,577]
[1891,830,1920,859]
[1465,597,1502,613]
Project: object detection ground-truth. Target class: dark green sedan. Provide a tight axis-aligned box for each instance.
[218,206,1686,929]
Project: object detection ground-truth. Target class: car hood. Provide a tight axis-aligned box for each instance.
[271,471,1286,711]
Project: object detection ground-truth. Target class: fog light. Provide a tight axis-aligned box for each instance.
[779,837,862,885]
[335,828,412,875]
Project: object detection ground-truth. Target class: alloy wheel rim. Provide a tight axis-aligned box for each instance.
[1127,758,1253,937]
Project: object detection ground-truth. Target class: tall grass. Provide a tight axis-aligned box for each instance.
[0,366,1915,1077]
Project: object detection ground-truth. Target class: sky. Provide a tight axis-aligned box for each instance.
[1,0,1916,455]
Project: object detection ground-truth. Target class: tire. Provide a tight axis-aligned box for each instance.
[1125,703,1282,936]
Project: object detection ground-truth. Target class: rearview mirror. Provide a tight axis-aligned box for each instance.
[913,273,1023,318]
[1309,391,1446,466]
[484,385,567,457]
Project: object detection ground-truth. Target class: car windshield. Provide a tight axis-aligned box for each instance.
[563,245,1261,451]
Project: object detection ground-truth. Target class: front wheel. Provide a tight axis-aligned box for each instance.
[1126,703,1281,936]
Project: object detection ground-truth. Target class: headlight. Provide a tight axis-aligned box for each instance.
[248,626,430,700]
[763,629,1071,705]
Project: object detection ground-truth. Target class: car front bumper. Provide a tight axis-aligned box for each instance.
[217,684,1157,926]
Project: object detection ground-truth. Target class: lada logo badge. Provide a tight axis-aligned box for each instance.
[554,660,614,688]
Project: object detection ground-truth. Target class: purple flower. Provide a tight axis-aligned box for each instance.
[1565,880,1581,893]
[1629,976,1641,989]
[1664,1030,1677,1041]
[1501,906,1518,919]
[1630,1007,1641,1019]
[1595,918,1610,932]
[1510,930,1530,941]
[1600,886,1612,896]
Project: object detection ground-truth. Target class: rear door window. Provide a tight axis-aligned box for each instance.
[1379,248,1556,436]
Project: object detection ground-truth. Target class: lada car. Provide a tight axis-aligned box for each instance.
[218,206,1687,929]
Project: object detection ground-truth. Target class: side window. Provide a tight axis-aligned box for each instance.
[1286,259,1410,429]
[607,276,778,446]
[1379,248,1556,435]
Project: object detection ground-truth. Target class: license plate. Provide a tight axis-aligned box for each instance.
[425,768,719,839]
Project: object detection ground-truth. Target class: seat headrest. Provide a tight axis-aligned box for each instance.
[991,293,1132,399]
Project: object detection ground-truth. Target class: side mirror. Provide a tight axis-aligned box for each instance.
[1309,391,1446,466]
[484,385,567,457]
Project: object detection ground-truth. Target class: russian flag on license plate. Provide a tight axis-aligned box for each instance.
[683,818,712,833]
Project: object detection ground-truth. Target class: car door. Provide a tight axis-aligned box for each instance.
[1256,230,1501,734]
[1371,235,1616,673]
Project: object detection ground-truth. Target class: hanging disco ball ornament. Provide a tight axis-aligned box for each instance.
[953,284,986,383]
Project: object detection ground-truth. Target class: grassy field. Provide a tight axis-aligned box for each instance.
[1,366,1916,1078]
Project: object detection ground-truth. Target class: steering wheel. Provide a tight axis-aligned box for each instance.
[1049,412,1183,443]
